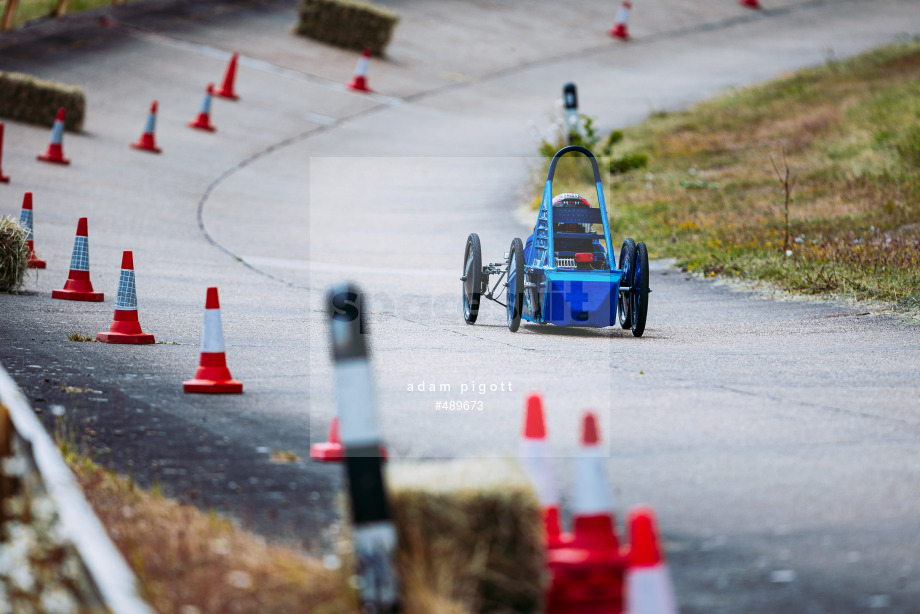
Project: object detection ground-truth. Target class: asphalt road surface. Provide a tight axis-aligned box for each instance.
[1,0,919,611]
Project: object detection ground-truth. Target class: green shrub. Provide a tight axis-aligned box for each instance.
[0,70,85,131]
[294,0,399,56]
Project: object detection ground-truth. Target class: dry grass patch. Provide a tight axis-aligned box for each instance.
[0,216,29,293]
[70,461,356,614]
[542,36,920,308]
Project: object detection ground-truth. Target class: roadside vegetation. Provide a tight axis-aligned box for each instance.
[541,36,920,314]
[3,0,143,28]
[65,454,355,614]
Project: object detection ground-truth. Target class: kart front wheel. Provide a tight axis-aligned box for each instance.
[631,242,649,337]
[462,233,482,324]
[618,238,636,329]
[507,237,525,332]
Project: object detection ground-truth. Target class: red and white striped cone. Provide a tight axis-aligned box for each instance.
[188,84,217,132]
[131,101,162,153]
[739,0,761,9]
[625,507,678,614]
[609,1,632,40]
[571,411,619,551]
[518,393,564,547]
[215,52,240,100]
[52,217,103,301]
[311,416,389,462]
[18,192,46,269]
[348,48,373,93]
[184,287,243,393]
[97,251,155,344]
[311,417,345,461]
[37,108,71,165]
[544,411,628,613]
[0,122,11,183]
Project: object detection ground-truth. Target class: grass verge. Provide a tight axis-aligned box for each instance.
[67,456,356,614]
[542,36,920,311]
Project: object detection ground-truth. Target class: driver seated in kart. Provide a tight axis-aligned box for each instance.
[524,193,606,268]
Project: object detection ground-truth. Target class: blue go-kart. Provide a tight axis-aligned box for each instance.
[462,145,650,336]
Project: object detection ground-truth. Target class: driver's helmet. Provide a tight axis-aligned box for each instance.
[553,193,592,233]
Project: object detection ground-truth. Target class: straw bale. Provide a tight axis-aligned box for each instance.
[0,216,29,293]
[294,0,399,56]
[0,70,86,131]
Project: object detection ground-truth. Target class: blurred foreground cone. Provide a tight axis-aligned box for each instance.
[188,84,217,132]
[311,416,388,462]
[739,0,761,9]
[19,192,46,269]
[518,393,563,546]
[609,0,632,40]
[215,52,240,100]
[184,286,243,393]
[131,101,162,153]
[626,507,678,614]
[97,251,155,344]
[545,411,628,613]
[348,48,373,92]
[311,417,344,461]
[0,122,11,183]
[37,108,71,165]
[571,411,619,551]
[52,217,103,301]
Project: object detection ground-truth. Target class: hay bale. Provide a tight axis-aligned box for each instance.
[0,216,29,293]
[0,70,86,132]
[387,458,545,614]
[294,0,399,56]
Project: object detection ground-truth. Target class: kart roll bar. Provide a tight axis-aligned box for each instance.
[537,145,615,270]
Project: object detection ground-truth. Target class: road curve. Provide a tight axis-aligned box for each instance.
[1,0,919,611]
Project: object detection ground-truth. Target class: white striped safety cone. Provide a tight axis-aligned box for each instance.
[348,47,373,92]
[518,393,564,546]
[183,286,243,393]
[37,107,71,165]
[52,217,103,302]
[188,84,217,132]
[97,251,155,344]
[131,101,162,153]
[626,507,678,614]
[609,0,632,40]
[19,192,46,269]
[570,411,620,552]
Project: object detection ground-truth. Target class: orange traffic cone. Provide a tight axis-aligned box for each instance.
[310,415,388,462]
[131,101,162,153]
[52,217,103,301]
[544,411,628,613]
[570,411,619,550]
[188,84,217,132]
[348,48,373,93]
[215,52,240,100]
[625,507,678,614]
[184,287,242,393]
[739,0,761,9]
[518,393,563,546]
[18,192,46,269]
[609,0,632,40]
[37,108,71,165]
[311,417,345,461]
[97,251,155,344]
[0,123,10,183]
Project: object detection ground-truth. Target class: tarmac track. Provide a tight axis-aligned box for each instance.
[1,0,919,611]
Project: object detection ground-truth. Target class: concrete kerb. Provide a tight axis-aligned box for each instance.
[0,364,154,614]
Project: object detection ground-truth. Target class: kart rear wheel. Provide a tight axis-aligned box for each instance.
[618,238,636,329]
[631,242,649,337]
[462,233,482,324]
[507,238,525,332]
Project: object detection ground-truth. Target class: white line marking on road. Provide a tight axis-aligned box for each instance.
[243,256,455,277]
